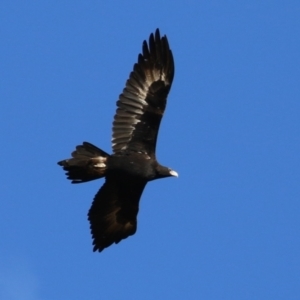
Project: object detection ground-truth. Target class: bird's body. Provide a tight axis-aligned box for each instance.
[108,152,153,179]
[58,29,177,252]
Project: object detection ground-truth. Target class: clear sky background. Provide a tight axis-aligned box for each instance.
[1,1,299,299]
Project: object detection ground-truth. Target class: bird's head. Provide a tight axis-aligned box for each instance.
[154,164,178,180]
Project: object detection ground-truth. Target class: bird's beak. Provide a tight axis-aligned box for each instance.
[170,170,179,177]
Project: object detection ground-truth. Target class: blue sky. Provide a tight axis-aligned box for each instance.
[1,1,300,299]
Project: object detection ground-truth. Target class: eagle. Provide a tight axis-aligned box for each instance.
[58,29,178,252]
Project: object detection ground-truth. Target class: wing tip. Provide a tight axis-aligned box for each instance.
[141,29,174,83]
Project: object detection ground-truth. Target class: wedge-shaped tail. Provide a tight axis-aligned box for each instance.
[58,142,110,183]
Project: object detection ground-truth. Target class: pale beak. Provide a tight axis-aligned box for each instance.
[170,170,179,177]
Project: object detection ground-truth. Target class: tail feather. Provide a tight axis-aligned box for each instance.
[58,142,110,183]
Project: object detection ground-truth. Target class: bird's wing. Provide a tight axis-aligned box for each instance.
[88,175,146,252]
[112,29,174,157]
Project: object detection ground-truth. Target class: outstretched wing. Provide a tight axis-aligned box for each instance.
[88,175,146,252]
[112,29,174,157]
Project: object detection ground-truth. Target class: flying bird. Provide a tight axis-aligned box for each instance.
[58,29,178,252]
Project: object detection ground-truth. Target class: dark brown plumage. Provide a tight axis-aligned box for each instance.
[58,29,178,252]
